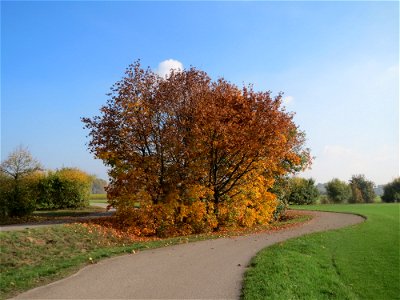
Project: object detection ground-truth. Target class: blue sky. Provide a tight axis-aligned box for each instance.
[1,1,398,185]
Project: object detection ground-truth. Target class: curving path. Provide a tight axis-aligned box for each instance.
[14,210,364,299]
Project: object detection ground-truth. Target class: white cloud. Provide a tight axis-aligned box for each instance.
[155,59,183,78]
[282,95,294,105]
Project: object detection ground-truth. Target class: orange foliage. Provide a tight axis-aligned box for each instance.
[113,200,217,237]
[82,61,311,237]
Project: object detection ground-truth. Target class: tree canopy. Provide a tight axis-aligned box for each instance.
[0,146,42,180]
[83,61,310,235]
[349,174,376,203]
[381,178,400,203]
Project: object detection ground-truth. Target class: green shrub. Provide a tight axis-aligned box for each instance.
[319,194,330,204]
[270,177,290,219]
[381,178,400,203]
[287,177,319,205]
[0,172,42,217]
[326,178,351,203]
[0,147,42,218]
[37,168,92,209]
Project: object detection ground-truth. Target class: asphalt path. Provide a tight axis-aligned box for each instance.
[13,210,364,299]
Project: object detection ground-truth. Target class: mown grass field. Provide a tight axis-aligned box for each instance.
[0,212,309,299]
[89,193,108,203]
[242,203,400,300]
[89,194,107,202]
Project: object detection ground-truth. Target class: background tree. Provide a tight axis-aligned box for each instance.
[91,176,107,194]
[326,178,351,203]
[82,61,310,235]
[286,177,319,205]
[0,146,42,217]
[381,178,400,203]
[0,146,42,180]
[349,174,376,203]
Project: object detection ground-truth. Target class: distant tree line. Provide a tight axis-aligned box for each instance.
[325,175,399,204]
[273,175,399,205]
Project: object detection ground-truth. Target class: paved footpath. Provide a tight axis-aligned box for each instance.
[14,210,364,299]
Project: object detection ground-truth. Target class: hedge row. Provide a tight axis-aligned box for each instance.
[0,168,92,217]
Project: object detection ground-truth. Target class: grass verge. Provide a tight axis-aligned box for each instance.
[0,212,310,299]
[242,203,400,300]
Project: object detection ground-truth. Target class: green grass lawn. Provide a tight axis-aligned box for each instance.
[89,195,140,208]
[89,193,107,202]
[242,203,400,300]
[89,193,108,206]
[0,212,309,299]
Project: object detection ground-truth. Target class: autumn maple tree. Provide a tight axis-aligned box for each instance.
[83,61,310,236]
